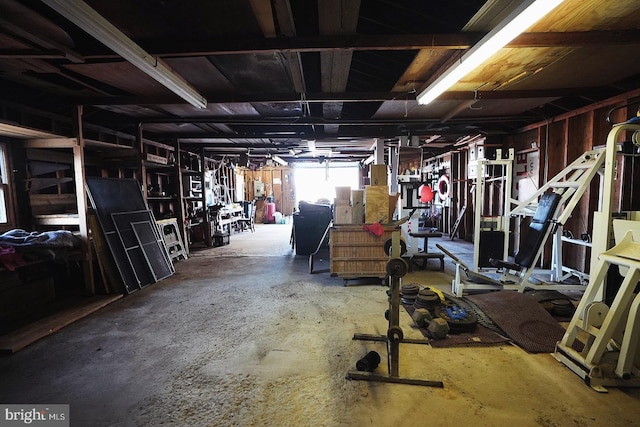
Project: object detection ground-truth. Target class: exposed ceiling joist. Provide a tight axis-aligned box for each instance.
[77,31,640,59]
[68,87,605,107]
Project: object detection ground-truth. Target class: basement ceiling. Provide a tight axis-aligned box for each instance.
[1,0,640,162]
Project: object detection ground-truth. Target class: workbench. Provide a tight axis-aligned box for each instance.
[211,205,244,234]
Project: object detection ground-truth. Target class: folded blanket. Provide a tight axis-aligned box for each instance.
[0,229,81,248]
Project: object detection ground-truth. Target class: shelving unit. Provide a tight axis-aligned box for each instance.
[179,148,208,247]
[139,139,180,220]
[4,116,142,295]
[137,138,244,251]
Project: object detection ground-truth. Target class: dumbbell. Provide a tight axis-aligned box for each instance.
[412,308,449,339]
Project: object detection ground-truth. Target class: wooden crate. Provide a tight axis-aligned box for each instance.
[330,225,398,279]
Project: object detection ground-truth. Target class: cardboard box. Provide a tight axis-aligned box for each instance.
[334,205,353,224]
[351,190,364,224]
[389,193,400,222]
[335,186,352,205]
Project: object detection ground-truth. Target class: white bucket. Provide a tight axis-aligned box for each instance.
[274,211,283,224]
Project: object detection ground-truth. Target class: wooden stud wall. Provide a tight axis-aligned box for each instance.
[239,166,295,216]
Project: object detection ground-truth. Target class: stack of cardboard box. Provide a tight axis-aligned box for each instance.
[333,164,397,225]
[333,186,365,224]
[333,186,352,224]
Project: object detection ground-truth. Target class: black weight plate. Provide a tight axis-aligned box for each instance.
[387,326,404,343]
[446,294,507,336]
[383,239,408,257]
[435,304,478,333]
[386,258,408,277]
[401,283,420,295]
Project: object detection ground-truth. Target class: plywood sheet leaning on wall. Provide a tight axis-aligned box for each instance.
[365,185,389,223]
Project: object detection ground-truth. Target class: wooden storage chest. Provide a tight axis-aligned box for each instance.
[329,224,398,281]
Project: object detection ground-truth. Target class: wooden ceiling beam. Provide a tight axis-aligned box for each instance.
[83,31,640,59]
[63,87,604,106]
[0,18,84,63]
[318,0,361,132]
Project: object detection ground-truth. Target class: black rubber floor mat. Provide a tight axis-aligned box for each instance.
[466,290,566,353]
[451,294,508,337]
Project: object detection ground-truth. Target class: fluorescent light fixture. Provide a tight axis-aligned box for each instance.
[417,0,565,105]
[307,140,316,152]
[424,135,441,144]
[41,0,207,109]
[272,155,288,166]
[363,155,375,165]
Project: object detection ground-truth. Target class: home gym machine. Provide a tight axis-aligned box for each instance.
[554,120,640,392]
[444,144,604,296]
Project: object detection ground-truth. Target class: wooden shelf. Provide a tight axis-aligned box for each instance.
[33,214,80,226]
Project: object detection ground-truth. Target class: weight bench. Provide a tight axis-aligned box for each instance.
[439,192,570,296]
[489,192,561,290]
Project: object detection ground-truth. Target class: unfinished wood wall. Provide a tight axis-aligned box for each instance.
[239,166,295,216]
[440,90,640,276]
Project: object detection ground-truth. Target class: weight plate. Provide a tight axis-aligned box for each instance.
[445,294,506,336]
[386,258,408,277]
[401,283,420,295]
[434,304,478,333]
[383,239,408,257]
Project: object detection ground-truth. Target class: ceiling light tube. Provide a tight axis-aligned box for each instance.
[272,155,288,166]
[41,0,207,109]
[307,140,316,152]
[417,0,565,105]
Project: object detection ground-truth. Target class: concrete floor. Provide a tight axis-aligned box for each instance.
[1,222,639,426]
